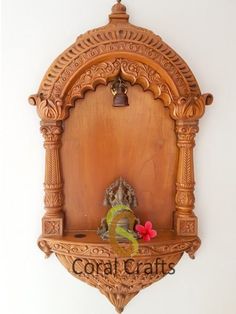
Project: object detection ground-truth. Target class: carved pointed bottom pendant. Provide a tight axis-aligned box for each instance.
[102,291,139,313]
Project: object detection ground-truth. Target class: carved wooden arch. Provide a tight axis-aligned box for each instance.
[65,57,213,121]
[30,1,213,313]
[29,1,212,238]
[29,2,212,122]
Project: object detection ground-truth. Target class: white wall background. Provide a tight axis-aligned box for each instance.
[1,0,236,313]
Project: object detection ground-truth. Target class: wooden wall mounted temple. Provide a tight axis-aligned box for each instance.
[29,1,213,313]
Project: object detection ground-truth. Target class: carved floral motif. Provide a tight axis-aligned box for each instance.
[176,124,199,145]
[168,94,213,120]
[29,94,67,121]
[30,62,212,122]
[44,191,64,208]
[43,220,62,236]
[68,58,172,107]
[40,124,63,143]
[179,220,196,235]
[175,190,195,207]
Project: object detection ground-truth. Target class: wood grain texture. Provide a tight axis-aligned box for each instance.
[61,84,177,231]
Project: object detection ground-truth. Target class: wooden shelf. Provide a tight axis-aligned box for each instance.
[39,229,200,257]
[38,230,200,313]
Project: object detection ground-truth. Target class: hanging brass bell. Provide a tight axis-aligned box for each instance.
[111,77,129,107]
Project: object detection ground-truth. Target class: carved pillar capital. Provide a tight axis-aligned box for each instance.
[176,120,199,147]
[40,121,63,147]
[29,94,68,121]
[40,121,64,236]
[168,93,213,120]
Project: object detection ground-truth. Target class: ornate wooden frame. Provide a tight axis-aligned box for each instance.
[30,1,213,312]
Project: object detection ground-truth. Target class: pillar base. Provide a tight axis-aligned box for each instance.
[175,214,198,236]
[42,216,64,236]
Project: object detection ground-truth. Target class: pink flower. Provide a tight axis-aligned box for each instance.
[135,221,157,241]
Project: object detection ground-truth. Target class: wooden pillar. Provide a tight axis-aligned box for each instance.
[175,120,199,236]
[40,121,64,236]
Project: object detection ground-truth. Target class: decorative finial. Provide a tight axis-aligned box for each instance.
[109,0,129,23]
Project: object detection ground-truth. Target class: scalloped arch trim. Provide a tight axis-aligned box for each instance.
[37,22,200,102]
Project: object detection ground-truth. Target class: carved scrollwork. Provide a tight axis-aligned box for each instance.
[40,124,63,143]
[39,236,200,258]
[30,67,212,122]
[29,0,207,116]
[48,243,112,258]
[37,235,200,312]
[176,124,199,145]
[38,240,52,258]
[185,238,201,259]
[63,253,181,312]
[35,22,201,102]
[68,58,172,106]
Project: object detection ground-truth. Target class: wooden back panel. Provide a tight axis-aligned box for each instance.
[61,84,177,231]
